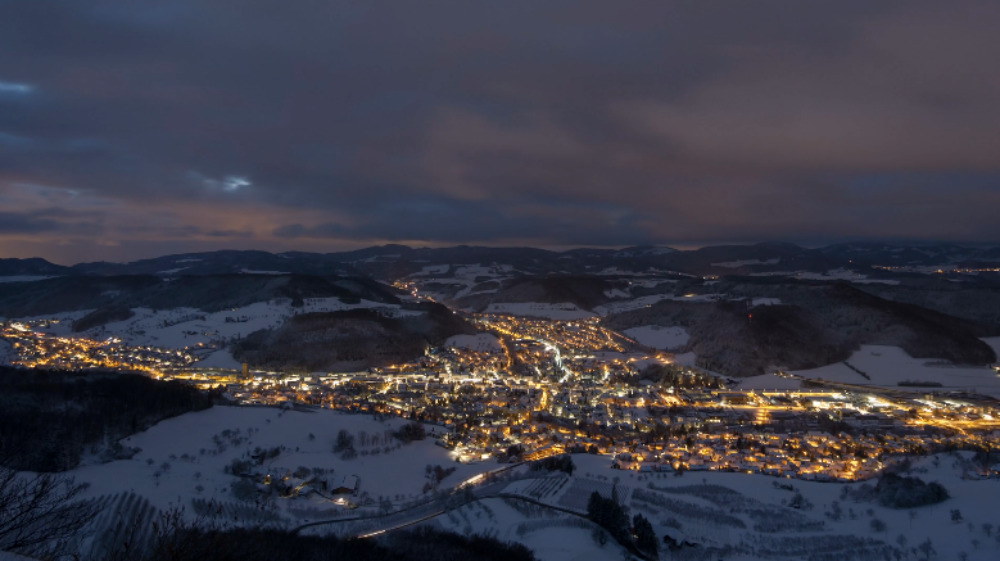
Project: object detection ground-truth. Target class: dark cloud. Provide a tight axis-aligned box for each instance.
[0,0,998,261]
[0,212,60,234]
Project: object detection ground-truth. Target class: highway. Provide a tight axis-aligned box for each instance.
[292,464,521,537]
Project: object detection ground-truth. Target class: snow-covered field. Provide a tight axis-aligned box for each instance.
[484,302,596,320]
[195,349,242,369]
[594,294,674,315]
[748,269,901,285]
[595,293,724,315]
[424,497,629,561]
[712,258,781,268]
[427,452,1000,561]
[445,333,503,353]
[71,407,481,521]
[623,325,690,350]
[0,275,55,283]
[736,373,803,391]
[19,402,997,561]
[672,351,699,367]
[57,297,406,351]
[791,345,1000,397]
[407,263,515,300]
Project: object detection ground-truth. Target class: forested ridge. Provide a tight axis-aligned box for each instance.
[0,366,212,471]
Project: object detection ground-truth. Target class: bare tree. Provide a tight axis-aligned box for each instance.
[0,467,96,556]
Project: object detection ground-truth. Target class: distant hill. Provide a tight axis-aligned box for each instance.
[231,302,477,371]
[0,257,68,276]
[452,275,624,312]
[0,274,400,320]
[604,282,998,377]
[3,241,999,280]
[4,242,1000,376]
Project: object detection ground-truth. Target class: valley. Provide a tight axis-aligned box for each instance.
[2,243,1000,560]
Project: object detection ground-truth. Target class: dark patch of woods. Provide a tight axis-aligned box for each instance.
[604,281,998,377]
[529,454,575,475]
[587,491,658,559]
[393,421,427,443]
[0,366,212,471]
[231,302,477,371]
[71,305,135,332]
[142,526,535,561]
[845,471,949,509]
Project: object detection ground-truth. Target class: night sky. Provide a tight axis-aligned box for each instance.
[1,1,999,264]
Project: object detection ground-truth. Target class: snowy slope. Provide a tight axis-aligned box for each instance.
[70,407,482,524]
[792,345,1000,397]
[623,325,690,350]
[73,297,405,355]
[425,451,1000,561]
[445,333,503,353]
[484,302,596,320]
[46,404,1000,561]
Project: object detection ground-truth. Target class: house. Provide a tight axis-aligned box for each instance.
[331,474,359,495]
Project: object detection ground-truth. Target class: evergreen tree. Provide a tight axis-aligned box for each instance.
[633,513,658,557]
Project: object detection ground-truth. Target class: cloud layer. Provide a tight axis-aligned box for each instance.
[1,1,998,262]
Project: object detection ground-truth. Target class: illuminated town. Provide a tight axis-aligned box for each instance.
[4,314,1000,483]
[1,320,199,373]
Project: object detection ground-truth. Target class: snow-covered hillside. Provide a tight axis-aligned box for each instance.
[38,404,1000,561]
[445,333,503,353]
[79,298,406,350]
[423,452,1000,561]
[623,325,690,350]
[484,302,595,320]
[792,345,1000,397]
[71,407,481,522]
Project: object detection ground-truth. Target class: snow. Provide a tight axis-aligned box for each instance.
[594,294,672,315]
[602,288,629,299]
[6,310,91,333]
[408,263,515,300]
[36,404,1000,560]
[672,351,699,367]
[792,345,1000,397]
[197,349,242,369]
[423,486,631,561]
[239,269,291,275]
[736,373,803,391]
[156,267,189,275]
[70,407,483,522]
[413,264,450,276]
[623,325,690,350]
[851,279,901,285]
[595,292,723,316]
[74,297,404,351]
[445,333,503,353]
[982,336,1000,362]
[631,279,676,289]
[517,526,626,561]
[484,302,596,320]
[565,453,1000,561]
[748,269,901,285]
[0,275,55,283]
[712,258,781,268]
[452,264,493,277]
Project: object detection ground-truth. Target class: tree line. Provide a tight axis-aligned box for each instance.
[0,366,212,471]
